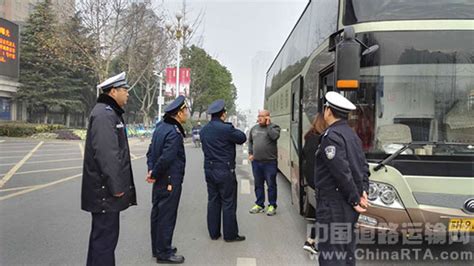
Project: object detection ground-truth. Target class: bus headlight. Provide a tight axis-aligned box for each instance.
[368,183,379,201]
[368,182,404,209]
[380,187,396,205]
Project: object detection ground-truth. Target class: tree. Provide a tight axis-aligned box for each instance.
[112,2,172,125]
[57,13,98,124]
[181,45,237,118]
[18,0,83,124]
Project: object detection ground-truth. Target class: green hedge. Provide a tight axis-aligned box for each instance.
[0,122,65,137]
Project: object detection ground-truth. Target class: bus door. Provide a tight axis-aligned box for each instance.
[290,76,304,214]
[318,67,335,112]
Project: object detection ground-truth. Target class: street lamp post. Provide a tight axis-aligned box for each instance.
[153,71,165,122]
[165,11,192,98]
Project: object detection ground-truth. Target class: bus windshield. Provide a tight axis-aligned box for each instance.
[345,31,474,157]
[343,0,474,25]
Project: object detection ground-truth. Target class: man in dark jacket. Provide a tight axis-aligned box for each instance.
[200,99,247,242]
[81,72,137,266]
[146,96,188,264]
[315,91,370,266]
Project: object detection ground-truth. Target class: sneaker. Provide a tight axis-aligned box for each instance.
[303,241,318,255]
[249,205,264,214]
[266,205,276,216]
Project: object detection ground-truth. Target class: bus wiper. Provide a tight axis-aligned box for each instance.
[373,142,412,172]
[373,141,440,172]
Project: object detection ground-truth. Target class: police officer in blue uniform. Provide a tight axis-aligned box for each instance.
[315,92,370,266]
[82,72,137,266]
[146,96,188,264]
[200,100,247,242]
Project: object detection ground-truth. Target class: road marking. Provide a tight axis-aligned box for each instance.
[25,158,82,165]
[130,153,138,160]
[78,143,84,158]
[0,143,37,146]
[31,151,81,156]
[0,155,25,159]
[135,155,146,160]
[242,159,248,166]
[237,257,256,266]
[14,166,82,175]
[32,148,79,152]
[0,158,83,166]
[0,140,5,143]
[0,185,37,192]
[29,152,81,158]
[0,141,43,188]
[0,152,81,159]
[0,173,81,201]
[240,179,251,194]
[0,152,145,201]
[0,150,36,154]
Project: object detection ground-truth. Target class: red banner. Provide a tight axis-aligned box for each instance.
[165,67,191,97]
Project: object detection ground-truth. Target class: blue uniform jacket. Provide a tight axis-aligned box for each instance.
[315,120,370,206]
[200,117,247,168]
[146,116,186,185]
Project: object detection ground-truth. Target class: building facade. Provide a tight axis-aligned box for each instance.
[0,0,75,121]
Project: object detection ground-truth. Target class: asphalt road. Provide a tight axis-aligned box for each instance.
[0,138,472,265]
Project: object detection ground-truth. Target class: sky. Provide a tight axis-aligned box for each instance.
[161,0,308,111]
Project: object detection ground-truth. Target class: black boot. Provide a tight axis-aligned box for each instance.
[156,254,185,264]
[224,235,246,242]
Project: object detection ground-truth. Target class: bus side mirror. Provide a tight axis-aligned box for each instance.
[331,27,379,91]
[335,27,360,90]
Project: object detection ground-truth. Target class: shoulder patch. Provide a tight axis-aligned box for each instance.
[105,105,113,111]
[174,125,181,133]
[324,145,336,160]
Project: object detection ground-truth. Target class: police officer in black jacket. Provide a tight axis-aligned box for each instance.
[146,96,188,264]
[81,72,137,266]
[200,100,247,242]
[315,92,370,266]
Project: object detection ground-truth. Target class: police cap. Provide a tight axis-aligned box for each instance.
[207,99,226,115]
[324,91,356,114]
[97,72,130,91]
[165,95,187,114]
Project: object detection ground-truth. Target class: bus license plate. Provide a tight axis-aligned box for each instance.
[448,218,474,232]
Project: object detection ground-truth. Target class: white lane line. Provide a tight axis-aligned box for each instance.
[240,179,251,194]
[0,143,37,146]
[25,158,82,165]
[0,155,24,159]
[30,151,81,156]
[0,141,44,188]
[0,150,37,154]
[78,143,84,158]
[0,152,81,159]
[31,148,79,152]
[14,166,82,175]
[237,257,256,266]
[0,158,82,166]
[0,185,37,192]
[0,140,5,143]
[29,152,81,158]
[0,173,81,201]
[242,159,249,166]
[0,150,145,201]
